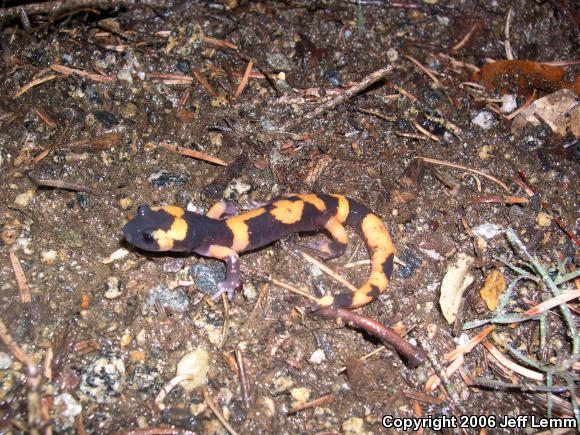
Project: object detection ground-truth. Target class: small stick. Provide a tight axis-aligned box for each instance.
[33,109,57,127]
[470,195,529,204]
[50,64,116,82]
[404,54,445,89]
[337,345,386,373]
[446,325,496,361]
[314,307,425,367]
[234,60,253,98]
[302,65,393,120]
[482,341,544,381]
[202,35,238,50]
[289,394,335,414]
[451,24,477,51]
[555,218,580,247]
[0,319,42,434]
[418,156,510,192]
[9,252,32,303]
[14,75,58,97]
[413,121,440,142]
[245,267,318,302]
[154,374,192,411]
[158,142,227,166]
[298,251,357,292]
[218,293,230,349]
[524,289,580,316]
[470,379,567,393]
[192,69,218,97]
[28,176,107,194]
[147,72,193,85]
[235,350,251,409]
[403,390,445,405]
[504,7,514,60]
[202,386,239,435]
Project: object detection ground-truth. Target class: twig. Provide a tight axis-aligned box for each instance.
[158,142,227,166]
[504,7,514,60]
[234,61,253,98]
[555,218,580,247]
[417,156,510,192]
[202,386,239,435]
[235,350,251,409]
[9,252,32,303]
[192,69,218,97]
[482,341,544,381]
[289,394,335,414]
[0,319,42,434]
[298,251,357,292]
[404,54,445,89]
[302,65,393,120]
[28,175,107,194]
[14,75,58,98]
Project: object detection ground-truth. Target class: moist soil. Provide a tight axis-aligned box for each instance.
[0,1,578,433]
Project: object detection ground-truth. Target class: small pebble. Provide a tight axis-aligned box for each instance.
[309,349,326,364]
[145,285,189,313]
[104,276,123,299]
[342,417,365,435]
[471,110,496,129]
[536,211,552,227]
[176,347,210,392]
[290,387,311,407]
[14,189,35,207]
[500,94,517,113]
[0,352,13,369]
[148,170,191,188]
[79,353,126,403]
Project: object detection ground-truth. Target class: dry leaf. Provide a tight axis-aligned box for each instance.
[479,269,506,311]
[439,253,475,324]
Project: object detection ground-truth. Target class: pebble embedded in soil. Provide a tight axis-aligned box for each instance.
[189,263,225,296]
[104,276,123,299]
[309,349,326,364]
[176,347,210,392]
[52,393,82,430]
[148,170,191,188]
[79,353,126,403]
[145,285,190,313]
[397,250,422,279]
[471,110,496,129]
[0,352,12,369]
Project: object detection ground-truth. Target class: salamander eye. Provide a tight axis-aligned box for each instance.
[137,205,150,217]
[142,230,155,243]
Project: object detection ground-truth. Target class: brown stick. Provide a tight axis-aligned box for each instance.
[302,65,393,120]
[313,307,425,367]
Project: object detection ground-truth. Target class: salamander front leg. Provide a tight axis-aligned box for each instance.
[206,201,238,219]
[208,245,241,300]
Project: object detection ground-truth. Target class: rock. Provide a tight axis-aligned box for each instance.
[176,347,210,392]
[145,285,190,313]
[79,353,126,403]
[472,110,496,129]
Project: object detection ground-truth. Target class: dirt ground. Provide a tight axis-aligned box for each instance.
[0,0,578,434]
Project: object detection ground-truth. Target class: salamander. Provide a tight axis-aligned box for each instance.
[122,193,395,310]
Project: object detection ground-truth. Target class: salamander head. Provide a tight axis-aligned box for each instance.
[123,205,195,252]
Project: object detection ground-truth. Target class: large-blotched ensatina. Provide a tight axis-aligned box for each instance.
[123,193,394,309]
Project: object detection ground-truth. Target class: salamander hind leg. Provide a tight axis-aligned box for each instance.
[208,245,241,300]
[206,201,238,220]
[303,217,348,260]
